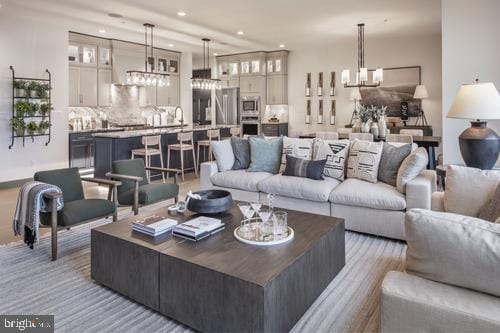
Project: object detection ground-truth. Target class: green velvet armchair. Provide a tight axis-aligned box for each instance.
[34,167,121,260]
[106,159,180,215]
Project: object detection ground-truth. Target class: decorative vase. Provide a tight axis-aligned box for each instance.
[352,119,361,133]
[29,90,38,98]
[15,129,24,137]
[15,88,26,98]
[371,122,379,138]
[378,116,387,138]
[361,121,371,133]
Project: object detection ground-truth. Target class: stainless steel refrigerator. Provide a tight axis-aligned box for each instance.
[215,88,240,126]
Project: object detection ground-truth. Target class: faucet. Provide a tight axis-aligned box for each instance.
[174,106,185,131]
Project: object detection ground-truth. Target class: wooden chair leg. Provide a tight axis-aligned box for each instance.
[167,147,171,180]
[133,181,139,215]
[160,150,165,183]
[192,148,198,177]
[51,199,58,261]
[112,185,118,222]
[146,155,151,182]
[196,144,200,170]
[180,149,185,182]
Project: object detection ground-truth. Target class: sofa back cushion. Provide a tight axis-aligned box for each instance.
[281,137,314,172]
[478,183,500,222]
[283,155,326,180]
[211,140,235,172]
[112,159,149,196]
[34,167,84,202]
[444,165,500,217]
[378,143,412,187]
[405,208,500,297]
[396,147,428,193]
[230,137,251,170]
[346,139,384,183]
[248,136,283,174]
[314,139,350,181]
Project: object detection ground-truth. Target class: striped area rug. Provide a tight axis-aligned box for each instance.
[0,210,405,333]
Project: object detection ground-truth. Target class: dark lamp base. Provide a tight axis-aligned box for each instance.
[459,121,500,170]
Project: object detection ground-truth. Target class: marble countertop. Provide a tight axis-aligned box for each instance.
[93,124,238,138]
[69,128,125,134]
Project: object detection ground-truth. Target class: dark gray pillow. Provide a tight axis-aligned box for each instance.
[283,155,326,180]
[230,137,250,170]
[378,143,412,186]
[478,183,500,222]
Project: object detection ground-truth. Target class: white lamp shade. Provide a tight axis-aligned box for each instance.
[447,82,500,120]
[414,85,429,99]
[349,88,362,101]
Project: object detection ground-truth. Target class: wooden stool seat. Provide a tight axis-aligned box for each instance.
[168,144,194,151]
[131,148,161,155]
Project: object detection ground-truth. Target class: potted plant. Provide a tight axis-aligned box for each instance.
[26,103,39,117]
[27,81,40,98]
[40,103,53,117]
[358,105,372,133]
[10,118,25,136]
[36,83,50,99]
[15,101,31,118]
[38,120,50,135]
[13,80,27,98]
[26,121,38,137]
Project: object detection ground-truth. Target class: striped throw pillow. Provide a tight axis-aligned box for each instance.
[283,155,326,180]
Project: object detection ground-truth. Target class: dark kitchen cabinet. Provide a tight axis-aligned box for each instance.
[261,123,288,137]
[69,133,95,169]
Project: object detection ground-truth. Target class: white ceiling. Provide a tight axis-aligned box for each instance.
[2,0,441,56]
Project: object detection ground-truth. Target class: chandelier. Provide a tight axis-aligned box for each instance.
[126,23,170,87]
[341,23,383,88]
[191,38,221,90]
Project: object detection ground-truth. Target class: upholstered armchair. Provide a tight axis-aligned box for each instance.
[106,159,180,215]
[34,167,121,260]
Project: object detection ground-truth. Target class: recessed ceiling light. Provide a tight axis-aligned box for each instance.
[213,53,218,56]
[168,43,175,47]
[108,13,123,18]
[279,44,285,48]
[237,31,244,35]
[99,29,106,34]
[0,4,3,9]
[177,11,186,17]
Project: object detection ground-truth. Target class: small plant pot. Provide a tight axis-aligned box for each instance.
[29,90,38,98]
[15,129,25,137]
[28,130,37,136]
[15,89,27,98]
[38,129,48,135]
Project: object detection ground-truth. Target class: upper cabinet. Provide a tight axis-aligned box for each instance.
[266,51,288,75]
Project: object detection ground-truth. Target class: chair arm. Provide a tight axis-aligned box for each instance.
[145,167,181,176]
[406,170,437,210]
[200,161,218,190]
[105,172,143,182]
[43,191,62,200]
[81,177,122,187]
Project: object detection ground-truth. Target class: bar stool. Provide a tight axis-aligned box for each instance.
[197,129,220,167]
[167,131,197,181]
[131,135,164,183]
[230,127,241,137]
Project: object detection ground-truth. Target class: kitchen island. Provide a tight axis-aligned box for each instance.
[93,125,236,179]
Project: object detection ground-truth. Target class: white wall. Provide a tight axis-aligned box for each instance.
[0,13,69,182]
[180,51,193,125]
[287,35,442,140]
[442,0,500,165]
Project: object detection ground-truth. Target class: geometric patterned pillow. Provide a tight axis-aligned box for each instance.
[314,139,350,181]
[347,139,384,183]
[281,137,314,172]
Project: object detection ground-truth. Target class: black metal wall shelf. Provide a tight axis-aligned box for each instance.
[9,66,52,149]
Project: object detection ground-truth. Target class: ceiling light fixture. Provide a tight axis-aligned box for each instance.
[237,31,244,35]
[213,53,218,56]
[126,23,170,87]
[177,11,186,17]
[168,43,174,47]
[191,38,221,91]
[341,23,383,88]
[99,29,106,34]
[279,44,285,48]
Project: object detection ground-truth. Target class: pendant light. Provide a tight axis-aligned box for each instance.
[126,23,170,87]
[341,23,383,88]
[191,38,221,90]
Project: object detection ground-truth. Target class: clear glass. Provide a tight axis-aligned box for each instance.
[229,62,239,76]
[238,202,255,238]
[241,61,250,74]
[68,44,79,63]
[99,48,111,66]
[258,207,273,235]
[251,60,260,73]
[273,211,288,239]
[275,59,282,72]
[267,60,273,73]
[82,46,96,64]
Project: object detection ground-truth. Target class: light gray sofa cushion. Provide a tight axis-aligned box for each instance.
[281,137,314,172]
[211,140,234,172]
[248,136,283,174]
[444,165,500,217]
[346,139,384,183]
[478,183,500,222]
[405,208,500,297]
[378,142,412,186]
[210,169,273,192]
[396,147,428,193]
[258,174,340,202]
[330,178,406,211]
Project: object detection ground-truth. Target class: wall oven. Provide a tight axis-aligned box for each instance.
[240,96,260,117]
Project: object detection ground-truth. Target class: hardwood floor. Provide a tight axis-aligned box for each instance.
[0,173,200,245]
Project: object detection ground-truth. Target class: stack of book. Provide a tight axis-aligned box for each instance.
[173,216,224,242]
[132,215,178,237]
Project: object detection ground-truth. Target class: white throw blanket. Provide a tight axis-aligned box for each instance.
[13,181,64,249]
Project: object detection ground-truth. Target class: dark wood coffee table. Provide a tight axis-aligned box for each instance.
[91,206,345,332]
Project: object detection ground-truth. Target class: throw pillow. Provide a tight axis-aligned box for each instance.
[281,137,314,172]
[346,139,384,183]
[378,143,412,186]
[211,140,235,172]
[230,137,250,170]
[283,155,326,180]
[396,147,428,193]
[314,139,350,181]
[478,183,500,222]
[248,136,283,174]
[405,208,500,298]
[444,165,500,217]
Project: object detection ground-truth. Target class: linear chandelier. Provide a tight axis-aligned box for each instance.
[191,38,221,90]
[127,23,170,86]
[341,23,383,88]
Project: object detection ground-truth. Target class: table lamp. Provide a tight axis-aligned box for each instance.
[414,84,429,126]
[447,80,500,169]
[349,88,362,125]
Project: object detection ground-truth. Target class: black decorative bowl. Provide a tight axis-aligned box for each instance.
[187,190,233,214]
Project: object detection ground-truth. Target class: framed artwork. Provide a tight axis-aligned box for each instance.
[306,99,311,124]
[330,72,336,96]
[330,100,336,125]
[305,73,311,97]
[318,72,323,97]
[318,99,323,124]
[360,66,421,117]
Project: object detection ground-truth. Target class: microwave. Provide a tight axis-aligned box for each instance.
[240,96,260,116]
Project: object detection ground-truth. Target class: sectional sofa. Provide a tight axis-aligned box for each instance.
[200,159,436,241]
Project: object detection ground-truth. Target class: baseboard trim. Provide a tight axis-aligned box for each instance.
[0,177,33,189]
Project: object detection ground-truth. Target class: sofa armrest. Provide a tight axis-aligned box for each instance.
[406,170,437,210]
[431,191,445,212]
[200,161,218,190]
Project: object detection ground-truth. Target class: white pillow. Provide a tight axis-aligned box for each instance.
[346,139,384,183]
[405,208,500,297]
[211,140,235,172]
[444,165,500,217]
[314,139,350,181]
[396,147,428,193]
[281,137,314,171]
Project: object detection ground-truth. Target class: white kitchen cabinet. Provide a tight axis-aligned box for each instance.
[157,76,180,106]
[68,67,80,106]
[144,85,157,106]
[98,69,112,106]
[220,77,239,88]
[68,66,98,106]
[267,74,288,105]
[240,75,266,94]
